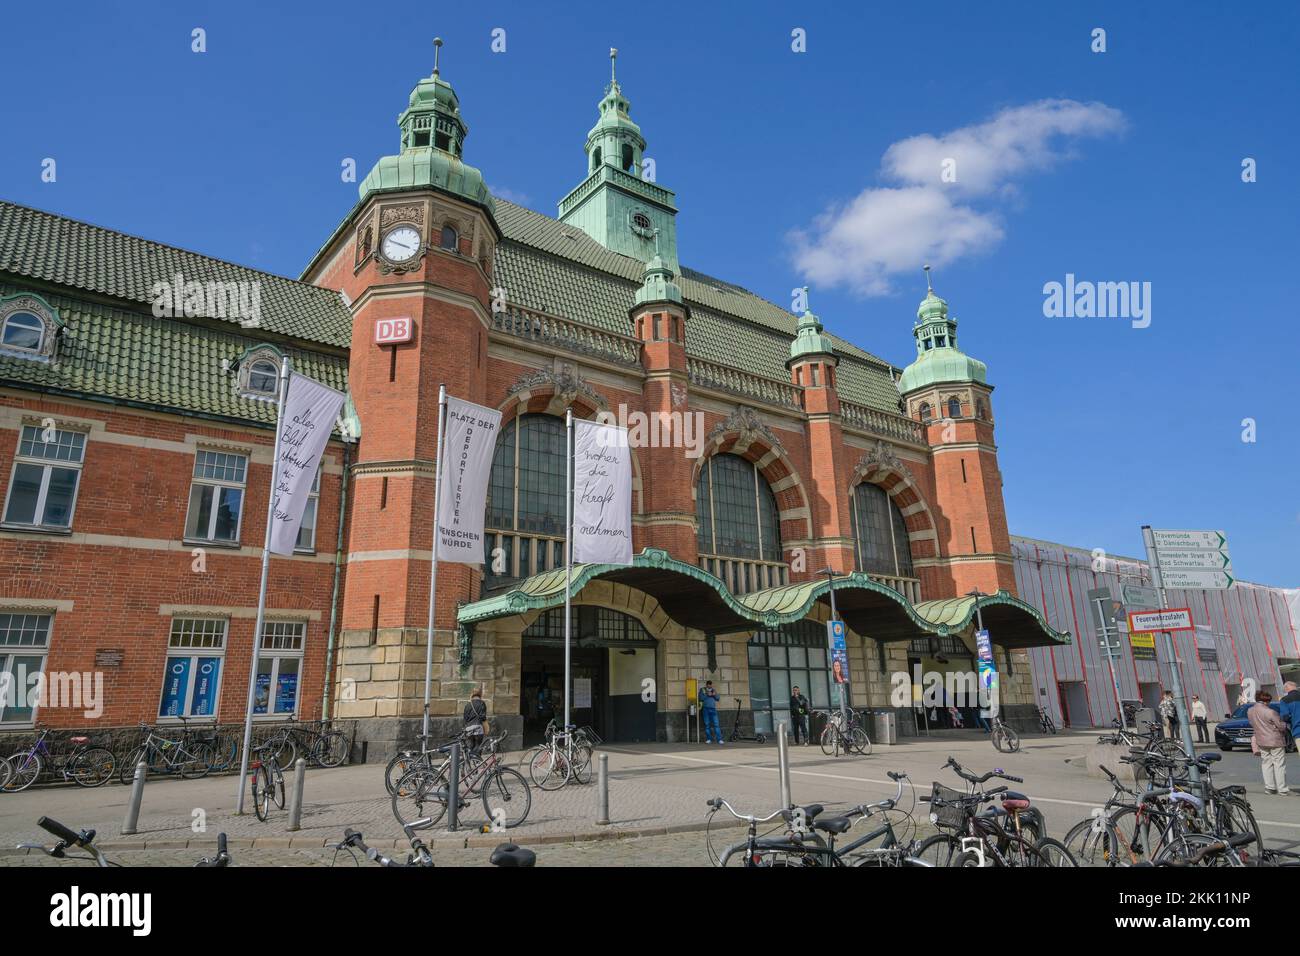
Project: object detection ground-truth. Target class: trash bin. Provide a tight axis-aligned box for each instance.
[872,711,897,746]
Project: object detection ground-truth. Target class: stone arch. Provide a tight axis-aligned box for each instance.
[849,441,938,564]
[692,407,814,547]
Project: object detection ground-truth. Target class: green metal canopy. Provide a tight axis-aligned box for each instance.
[456,548,1071,664]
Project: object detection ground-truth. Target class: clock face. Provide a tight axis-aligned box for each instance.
[381,226,421,263]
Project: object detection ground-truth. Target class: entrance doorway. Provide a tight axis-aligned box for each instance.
[519,606,657,745]
[1057,680,1090,728]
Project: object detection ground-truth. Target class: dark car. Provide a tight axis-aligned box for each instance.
[1215,703,1297,752]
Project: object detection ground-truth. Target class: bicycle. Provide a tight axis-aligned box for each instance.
[329,826,536,867]
[3,728,116,791]
[0,754,10,791]
[1096,720,1188,785]
[262,717,349,770]
[988,713,1020,753]
[118,722,216,784]
[18,816,230,867]
[528,723,593,790]
[174,716,239,772]
[249,743,286,821]
[393,730,531,831]
[815,709,870,757]
[1037,707,1057,734]
[919,784,1076,867]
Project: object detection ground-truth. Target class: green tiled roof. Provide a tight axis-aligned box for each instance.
[0,201,352,347]
[491,200,903,411]
[0,280,347,427]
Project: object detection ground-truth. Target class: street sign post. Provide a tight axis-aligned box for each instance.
[1087,587,1125,726]
[1121,583,1160,609]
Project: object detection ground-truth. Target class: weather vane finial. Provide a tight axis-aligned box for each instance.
[923,264,933,293]
[433,37,443,76]
[610,47,618,86]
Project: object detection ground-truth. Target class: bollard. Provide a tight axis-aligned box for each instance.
[777,723,791,809]
[596,753,610,826]
[446,741,460,833]
[287,758,307,832]
[121,761,147,836]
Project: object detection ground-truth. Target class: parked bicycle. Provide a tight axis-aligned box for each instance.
[249,743,286,821]
[814,708,871,757]
[1096,719,1188,784]
[1037,707,1057,734]
[329,826,536,867]
[988,713,1020,753]
[392,730,531,830]
[18,816,229,867]
[527,722,594,790]
[262,717,349,770]
[118,722,216,784]
[3,727,116,791]
[0,754,10,791]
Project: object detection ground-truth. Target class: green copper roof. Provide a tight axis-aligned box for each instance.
[787,295,835,364]
[897,287,988,393]
[632,254,682,307]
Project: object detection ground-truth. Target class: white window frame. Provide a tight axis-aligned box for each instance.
[294,468,321,553]
[1,311,46,354]
[2,425,87,531]
[158,618,228,722]
[253,620,306,720]
[184,449,248,545]
[0,612,54,727]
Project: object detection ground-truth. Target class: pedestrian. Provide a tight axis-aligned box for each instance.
[1247,691,1291,795]
[1159,691,1178,739]
[463,686,489,755]
[789,685,810,745]
[1277,681,1300,745]
[1191,695,1209,744]
[699,680,723,744]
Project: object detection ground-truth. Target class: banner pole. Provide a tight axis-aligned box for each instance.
[423,385,448,746]
[235,355,291,814]
[564,407,573,733]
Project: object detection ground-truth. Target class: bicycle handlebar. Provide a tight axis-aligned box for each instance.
[945,756,1021,785]
[707,797,786,824]
[38,816,83,846]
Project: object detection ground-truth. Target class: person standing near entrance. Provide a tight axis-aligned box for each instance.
[1248,692,1290,795]
[790,686,810,745]
[700,680,723,744]
[463,687,489,754]
[1159,691,1178,739]
[1191,695,1209,744]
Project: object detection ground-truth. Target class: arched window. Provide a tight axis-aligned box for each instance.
[591,146,602,170]
[247,359,278,396]
[947,396,962,419]
[1,311,44,352]
[485,414,570,585]
[918,402,932,422]
[975,398,987,420]
[621,143,635,173]
[696,454,784,592]
[849,482,914,578]
[439,225,458,251]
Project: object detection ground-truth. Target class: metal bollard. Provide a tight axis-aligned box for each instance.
[287,758,307,832]
[777,723,791,809]
[596,753,610,825]
[121,761,147,835]
[446,741,460,833]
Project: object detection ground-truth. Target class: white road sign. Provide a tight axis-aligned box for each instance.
[1121,584,1160,609]
[1156,550,1232,571]
[1158,569,1235,590]
[1128,608,1194,633]
[1151,529,1227,551]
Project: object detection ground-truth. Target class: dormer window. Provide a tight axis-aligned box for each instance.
[233,347,284,403]
[247,360,279,396]
[0,294,62,362]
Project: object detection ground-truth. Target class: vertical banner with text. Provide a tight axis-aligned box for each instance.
[572,419,633,565]
[268,372,347,556]
[436,396,502,564]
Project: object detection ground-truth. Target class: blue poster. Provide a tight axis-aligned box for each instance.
[253,670,272,715]
[159,657,191,717]
[975,628,993,663]
[190,657,221,716]
[826,619,849,684]
[275,669,298,714]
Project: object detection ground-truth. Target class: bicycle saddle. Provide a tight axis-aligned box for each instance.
[69,736,89,744]
[1197,752,1222,764]
[999,791,1032,811]
[781,803,825,824]
[490,843,536,867]
[812,816,853,835]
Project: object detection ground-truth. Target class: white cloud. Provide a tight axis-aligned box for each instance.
[490,185,532,207]
[791,99,1125,296]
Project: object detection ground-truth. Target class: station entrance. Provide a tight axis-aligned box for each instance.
[519,606,657,745]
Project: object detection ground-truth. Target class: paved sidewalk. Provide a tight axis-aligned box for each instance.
[2,730,1296,864]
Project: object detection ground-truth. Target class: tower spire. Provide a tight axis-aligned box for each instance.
[923,263,933,294]
[609,47,618,90]
[432,37,443,76]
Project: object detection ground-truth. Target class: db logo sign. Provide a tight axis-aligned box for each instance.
[375,317,412,345]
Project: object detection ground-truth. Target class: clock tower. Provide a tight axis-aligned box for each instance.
[557,50,679,271]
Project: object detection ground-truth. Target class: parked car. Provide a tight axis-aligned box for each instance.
[1215,703,1297,752]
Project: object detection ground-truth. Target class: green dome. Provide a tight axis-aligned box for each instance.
[633,254,683,306]
[897,285,987,393]
[788,307,835,364]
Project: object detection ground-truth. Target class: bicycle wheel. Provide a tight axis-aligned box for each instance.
[385,751,423,795]
[69,747,116,788]
[269,733,298,772]
[272,768,286,809]
[1062,816,1121,867]
[819,726,838,756]
[0,756,9,791]
[993,725,1020,753]
[1106,806,1168,865]
[529,748,571,791]
[252,764,271,821]
[569,745,594,785]
[312,731,349,769]
[480,766,532,829]
[1215,797,1263,865]
[392,766,449,830]
[118,747,149,786]
[517,745,546,774]
[3,751,41,792]
[1031,836,1078,867]
[849,728,871,756]
[180,742,214,779]
[914,833,962,867]
[1156,832,1245,867]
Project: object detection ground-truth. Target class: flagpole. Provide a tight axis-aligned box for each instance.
[564,407,573,733]
[423,385,448,745]
[235,355,291,813]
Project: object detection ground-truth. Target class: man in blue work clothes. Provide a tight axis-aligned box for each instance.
[699,680,724,744]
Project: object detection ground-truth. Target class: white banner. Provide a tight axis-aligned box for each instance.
[572,420,632,565]
[269,372,347,556]
[436,396,502,564]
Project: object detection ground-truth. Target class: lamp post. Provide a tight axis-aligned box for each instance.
[820,568,849,730]
[967,588,992,724]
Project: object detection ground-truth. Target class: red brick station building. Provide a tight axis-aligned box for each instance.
[0,55,1070,754]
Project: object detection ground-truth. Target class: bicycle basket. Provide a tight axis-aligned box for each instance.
[928,783,975,831]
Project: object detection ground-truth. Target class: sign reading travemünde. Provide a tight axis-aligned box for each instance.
[1150,529,1234,590]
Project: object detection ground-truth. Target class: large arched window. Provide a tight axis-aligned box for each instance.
[485,414,569,585]
[696,453,784,592]
[849,482,914,578]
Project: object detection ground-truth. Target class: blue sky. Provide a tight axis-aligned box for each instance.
[2,1,1297,584]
